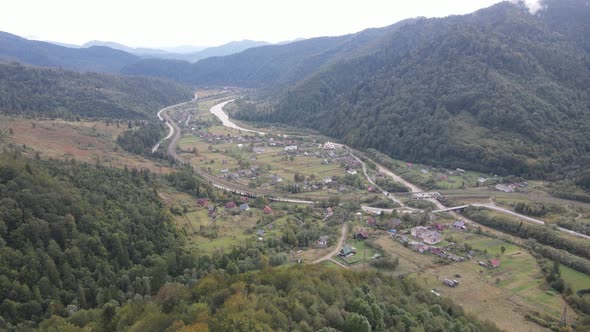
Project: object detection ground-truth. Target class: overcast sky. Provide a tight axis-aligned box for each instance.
[1,0,506,48]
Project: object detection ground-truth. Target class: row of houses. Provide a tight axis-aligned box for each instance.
[394,234,465,262]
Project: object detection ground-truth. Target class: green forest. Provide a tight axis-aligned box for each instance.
[0,153,502,331]
[233,1,590,179]
[0,62,193,119]
[40,266,501,332]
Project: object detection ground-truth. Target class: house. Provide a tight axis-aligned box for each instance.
[390,218,402,229]
[421,169,429,174]
[411,226,441,245]
[324,207,333,220]
[225,201,236,209]
[456,168,465,175]
[478,177,487,184]
[339,244,356,257]
[443,279,459,287]
[239,203,250,211]
[252,147,265,154]
[355,230,369,240]
[220,169,229,174]
[422,232,442,245]
[452,220,467,231]
[367,186,375,192]
[256,229,265,236]
[263,206,272,214]
[323,142,335,150]
[433,223,445,231]
[495,184,514,193]
[388,229,397,236]
[317,236,329,247]
[208,206,216,218]
[347,169,358,175]
[240,196,249,202]
[490,259,500,269]
[197,198,209,207]
[285,145,298,152]
[366,217,376,227]
[323,177,333,184]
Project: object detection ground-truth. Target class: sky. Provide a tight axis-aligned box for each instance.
[0,0,510,48]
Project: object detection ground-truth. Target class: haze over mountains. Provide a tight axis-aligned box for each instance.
[1,0,588,179]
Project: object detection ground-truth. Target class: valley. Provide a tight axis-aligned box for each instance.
[1,0,589,330]
[147,92,590,331]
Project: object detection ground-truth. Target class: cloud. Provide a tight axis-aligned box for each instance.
[511,0,545,14]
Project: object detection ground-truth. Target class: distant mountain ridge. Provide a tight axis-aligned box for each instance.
[0,32,274,73]
[82,40,169,55]
[0,31,139,73]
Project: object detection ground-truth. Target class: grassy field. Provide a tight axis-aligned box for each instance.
[0,116,173,173]
[560,264,590,292]
[374,230,578,331]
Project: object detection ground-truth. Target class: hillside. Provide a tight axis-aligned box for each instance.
[121,20,417,87]
[0,156,189,326]
[0,62,193,119]
[232,0,590,178]
[0,31,139,73]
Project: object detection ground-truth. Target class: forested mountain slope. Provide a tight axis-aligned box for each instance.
[0,62,193,119]
[121,19,417,87]
[0,31,139,73]
[0,155,191,326]
[234,0,590,178]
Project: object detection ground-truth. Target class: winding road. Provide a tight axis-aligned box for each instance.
[154,97,589,265]
[313,223,349,267]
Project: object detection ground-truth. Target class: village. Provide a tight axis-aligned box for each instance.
[164,96,588,331]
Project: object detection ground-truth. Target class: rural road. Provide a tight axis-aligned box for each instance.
[158,98,589,242]
[313,223,348,267]
[471,203,590,239]
[157,99,314,205]
[152,98,195,153]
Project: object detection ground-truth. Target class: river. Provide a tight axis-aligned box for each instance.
[209,100,265,135]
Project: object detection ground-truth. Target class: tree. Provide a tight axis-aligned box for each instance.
[500,246,506,255]
[226,261,240,276]
[345,313,372,332]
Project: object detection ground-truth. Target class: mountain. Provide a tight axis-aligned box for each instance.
[229,0,590,179]
[159,44,207,53]
[0,62,193,119]
[121,20,417,86]
[82,40,169,55]
[0,31,139,73]
[183,39,270,62]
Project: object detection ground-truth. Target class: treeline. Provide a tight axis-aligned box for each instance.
[117,122,166,155]
[463,208,590,263]
[36,266,501,332]
[0,62,193,119]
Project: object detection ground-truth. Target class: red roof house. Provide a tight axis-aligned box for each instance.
[355,230,369,240]
[225,201,236,209]
[197,198,209,207]
[490,259,500,268]
[263,206,272,214]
